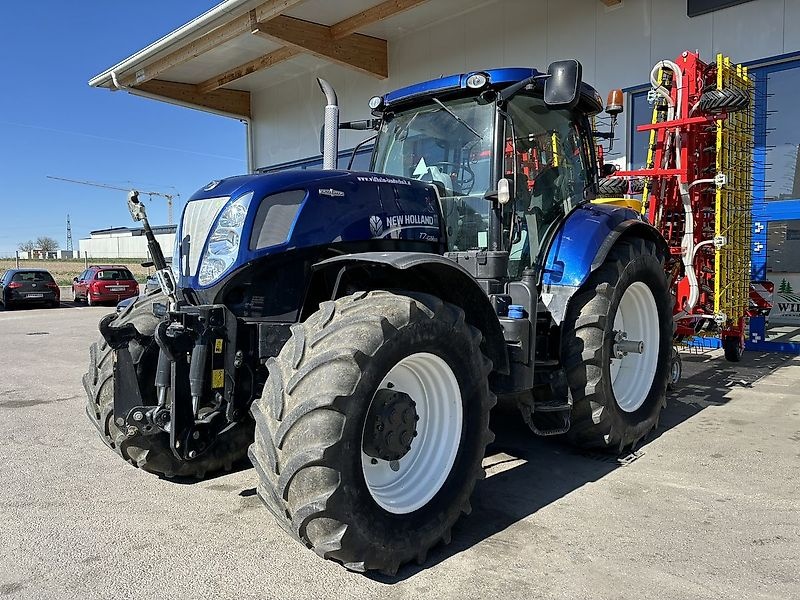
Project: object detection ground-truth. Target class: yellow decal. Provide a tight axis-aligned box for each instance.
[212,369,224,389]
[214,339,223,354]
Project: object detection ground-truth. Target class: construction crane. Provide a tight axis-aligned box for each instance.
[47,175,179,225]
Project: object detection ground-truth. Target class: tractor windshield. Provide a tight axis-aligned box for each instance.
[372,97,495,251]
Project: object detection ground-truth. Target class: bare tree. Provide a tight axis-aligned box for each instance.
[36,236,59,253]
[18,240,36,252]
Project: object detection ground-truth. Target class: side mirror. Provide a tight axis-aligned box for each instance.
[339,119,378,131]
[140,261,154,268]
[544,60,582,109]
[73,277,78,282]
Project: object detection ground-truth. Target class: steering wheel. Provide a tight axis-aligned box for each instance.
[431,162,475,195]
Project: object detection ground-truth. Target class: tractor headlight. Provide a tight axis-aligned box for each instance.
[198,192,253,286]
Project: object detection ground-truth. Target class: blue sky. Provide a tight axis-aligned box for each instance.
[0,1,246,254]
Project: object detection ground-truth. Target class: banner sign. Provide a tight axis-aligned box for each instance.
[767,272,800,325]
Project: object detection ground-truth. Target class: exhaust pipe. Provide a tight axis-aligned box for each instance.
[317,78,339,170]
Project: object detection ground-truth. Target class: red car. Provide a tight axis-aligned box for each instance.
[72,265,139,306]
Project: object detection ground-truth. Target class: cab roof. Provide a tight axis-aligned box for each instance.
[382,67,604,115]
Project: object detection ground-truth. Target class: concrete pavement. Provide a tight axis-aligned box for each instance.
[0,303,798,599]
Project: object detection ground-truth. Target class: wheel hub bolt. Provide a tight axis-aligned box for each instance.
[363,389,418,462]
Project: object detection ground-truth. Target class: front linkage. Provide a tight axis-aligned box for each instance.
[99,192,248,465]
[101,300,243,463]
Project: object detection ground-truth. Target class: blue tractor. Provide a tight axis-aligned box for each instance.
[85,62,672,574]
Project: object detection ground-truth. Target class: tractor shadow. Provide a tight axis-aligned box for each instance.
[373,349,795,582]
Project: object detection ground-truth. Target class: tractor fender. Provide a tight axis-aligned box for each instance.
[307,252,509,375]
[540,203,667,324]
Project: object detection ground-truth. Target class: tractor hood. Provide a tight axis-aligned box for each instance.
[187,169,347,202]
[175,170,444,290]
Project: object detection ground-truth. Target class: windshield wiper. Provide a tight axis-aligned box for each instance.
[431,97,483,140]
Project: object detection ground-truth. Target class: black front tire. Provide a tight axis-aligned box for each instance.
[83,293,253,478]
[562,239,672,451]
[248,290,494,574]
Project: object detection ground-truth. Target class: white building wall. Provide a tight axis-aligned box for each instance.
[251,0,800,169]
[78,233,175,259]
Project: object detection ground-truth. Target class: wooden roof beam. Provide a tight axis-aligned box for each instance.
[196,47,300,93]
[329,0,429,39]
[253,16,388,78]
[121,0,306,87]
[136,79,251,118]
[198,1,431,92]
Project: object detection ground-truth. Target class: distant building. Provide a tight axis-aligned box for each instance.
[18,250,58,260]
[78,225,176,259]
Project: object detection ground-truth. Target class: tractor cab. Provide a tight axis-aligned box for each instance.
[367,65,605,279]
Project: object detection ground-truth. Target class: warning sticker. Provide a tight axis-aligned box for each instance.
[212,369,224,389]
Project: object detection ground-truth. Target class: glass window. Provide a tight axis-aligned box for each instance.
[95,269,133,281]
[765,218,800,342]
[372,97,494,198]
[504,95,591,275]
[763,66,800,201]
[629,90,651,170]
[259,146,374,174]
[767,219,800,273]
[12,271,53,283]
[372,96,495,252]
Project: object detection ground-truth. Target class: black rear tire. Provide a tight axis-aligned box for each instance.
[248,290,494,574]
[562,239,672,451]
[83,292,252,478]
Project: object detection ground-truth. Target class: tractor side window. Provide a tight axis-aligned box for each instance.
[504,96,590,277]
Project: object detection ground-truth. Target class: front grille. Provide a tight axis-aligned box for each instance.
[180,196,229,276]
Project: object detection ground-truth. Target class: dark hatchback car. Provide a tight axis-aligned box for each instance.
[72,265,139,306]
[0,269,60,309]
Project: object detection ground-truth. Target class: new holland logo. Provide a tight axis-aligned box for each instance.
[203,180,221,191]
[318,188,345,198]
[369,215,384,237]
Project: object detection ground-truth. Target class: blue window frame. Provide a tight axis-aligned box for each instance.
[257,145,374,174]
[748,57,800,352]
[627,88,650,170]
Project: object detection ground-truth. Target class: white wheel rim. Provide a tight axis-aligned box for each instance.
[610,281,660,412]
[361,352,462,514]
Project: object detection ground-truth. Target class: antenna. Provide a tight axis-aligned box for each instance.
[46,175,179,225]
[66,214,73,252]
